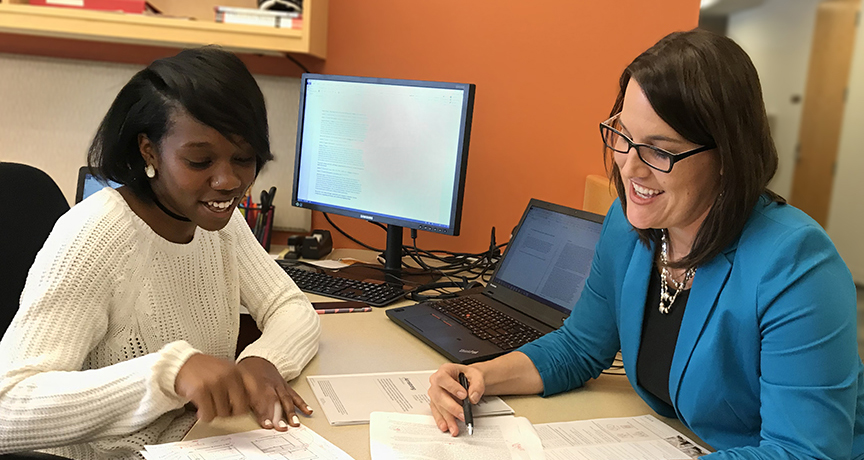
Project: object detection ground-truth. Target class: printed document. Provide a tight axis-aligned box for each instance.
[370,412,545,460]
[535,415,710,459]
[141,425,354,460]
[307,370,514,425]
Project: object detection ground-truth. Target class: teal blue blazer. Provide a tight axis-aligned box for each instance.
[519,196,864,459]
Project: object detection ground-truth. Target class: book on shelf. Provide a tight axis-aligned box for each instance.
[28,0,146,14]
[215,6,302,29]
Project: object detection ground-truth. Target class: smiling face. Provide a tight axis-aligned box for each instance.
[614,79,721,242]
[141,109,256,233]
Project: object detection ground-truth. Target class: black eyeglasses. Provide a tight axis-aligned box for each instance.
[599,113,715,173]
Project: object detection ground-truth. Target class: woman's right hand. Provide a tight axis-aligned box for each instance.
[428,363,485,436]
[174,353,251,422]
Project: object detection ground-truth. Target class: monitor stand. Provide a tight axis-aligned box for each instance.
[334,224,440,287]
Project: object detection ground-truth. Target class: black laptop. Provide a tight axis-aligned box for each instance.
[75,166,122,204]
[387,198,604,364]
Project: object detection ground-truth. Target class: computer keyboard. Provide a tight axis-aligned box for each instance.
[278,262,407,307]
[433,297,544,351]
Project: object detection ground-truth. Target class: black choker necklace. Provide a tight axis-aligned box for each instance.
[152,196,191,222]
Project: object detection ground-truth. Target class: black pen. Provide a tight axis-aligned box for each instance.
[458,372,474,435]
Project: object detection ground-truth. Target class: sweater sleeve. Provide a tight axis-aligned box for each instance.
[0,206,199,453]
[232,213,320,381]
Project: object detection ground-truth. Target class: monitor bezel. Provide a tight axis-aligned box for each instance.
[75,166,93,204]
[76,166,123,203]
[291,73,475,237]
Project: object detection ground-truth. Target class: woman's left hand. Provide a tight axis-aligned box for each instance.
[236,356,313,431]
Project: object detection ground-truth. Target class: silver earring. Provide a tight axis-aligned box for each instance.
[145,164,156,178]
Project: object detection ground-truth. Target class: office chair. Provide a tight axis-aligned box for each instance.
[0,454,71,460]
[0,163,73,460]
[0,162,70,339]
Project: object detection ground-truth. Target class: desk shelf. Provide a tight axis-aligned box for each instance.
[0,0,327,58]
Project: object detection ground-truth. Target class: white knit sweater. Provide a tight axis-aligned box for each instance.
[0,188,320,459]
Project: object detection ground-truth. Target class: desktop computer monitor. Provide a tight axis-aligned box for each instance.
[292,73,475,282]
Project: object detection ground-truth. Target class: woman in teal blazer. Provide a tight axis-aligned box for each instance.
[520,196,862,458]
[427,29,863,459]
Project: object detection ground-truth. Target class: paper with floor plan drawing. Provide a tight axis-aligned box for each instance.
[307,370,514,426]
[141,425,355,460]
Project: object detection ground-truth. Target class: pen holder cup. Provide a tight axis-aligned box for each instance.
[240,204,275,252]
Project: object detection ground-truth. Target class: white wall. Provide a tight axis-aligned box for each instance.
[0,53,310,232]
[726,0,821,200]
[725,0,864,283]
[827,19,864,284]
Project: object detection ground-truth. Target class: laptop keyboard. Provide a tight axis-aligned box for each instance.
[279,263,406,307]
[433,296,544,351]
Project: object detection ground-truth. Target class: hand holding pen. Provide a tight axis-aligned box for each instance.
[459,372,474,435]
[427,363,483,436]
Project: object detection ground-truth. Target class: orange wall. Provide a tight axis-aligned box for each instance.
[302,0,701,253]
[0,1,700,253]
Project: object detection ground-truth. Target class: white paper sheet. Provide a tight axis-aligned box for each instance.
[303,259,352,269]
[307,370,514,425]
[534,415,710,459]
[142,425,355,460]
[369,412,545,460]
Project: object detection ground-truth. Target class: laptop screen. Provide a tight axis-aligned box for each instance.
[492,204,603,315]
[75,167,122,203]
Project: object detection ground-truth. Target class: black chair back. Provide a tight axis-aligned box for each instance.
[0,162,70,338]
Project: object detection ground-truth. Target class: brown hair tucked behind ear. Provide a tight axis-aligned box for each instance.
[603,29,785,269]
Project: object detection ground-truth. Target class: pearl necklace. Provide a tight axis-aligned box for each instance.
[659,231,696,314]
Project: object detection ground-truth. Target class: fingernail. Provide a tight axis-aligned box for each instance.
[456,391,466,399]
[306,405,312,412]
[263,419,273,428]
[278,420,288,429]
[292,415,300,425]
[471,392,480,403]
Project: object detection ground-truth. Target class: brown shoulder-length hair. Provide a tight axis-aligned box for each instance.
[604,29,785,269]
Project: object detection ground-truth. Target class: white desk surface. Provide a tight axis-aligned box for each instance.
[185,249,709,458]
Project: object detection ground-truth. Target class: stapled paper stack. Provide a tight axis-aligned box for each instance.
[307,370,514,426]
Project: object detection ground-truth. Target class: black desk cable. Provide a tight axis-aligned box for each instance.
[285,53,310,73]
[319,212,506,299]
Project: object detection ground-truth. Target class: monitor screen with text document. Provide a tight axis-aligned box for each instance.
[292,74,475,281]
[492,204,601,315]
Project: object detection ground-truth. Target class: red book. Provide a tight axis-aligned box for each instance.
[28,0,146,14]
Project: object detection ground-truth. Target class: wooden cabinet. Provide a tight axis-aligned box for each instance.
[0,0,327,58]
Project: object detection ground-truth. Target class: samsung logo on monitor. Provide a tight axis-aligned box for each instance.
[360,215,374,220]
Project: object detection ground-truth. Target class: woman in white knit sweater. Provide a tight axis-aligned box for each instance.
[0,47,321,459]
